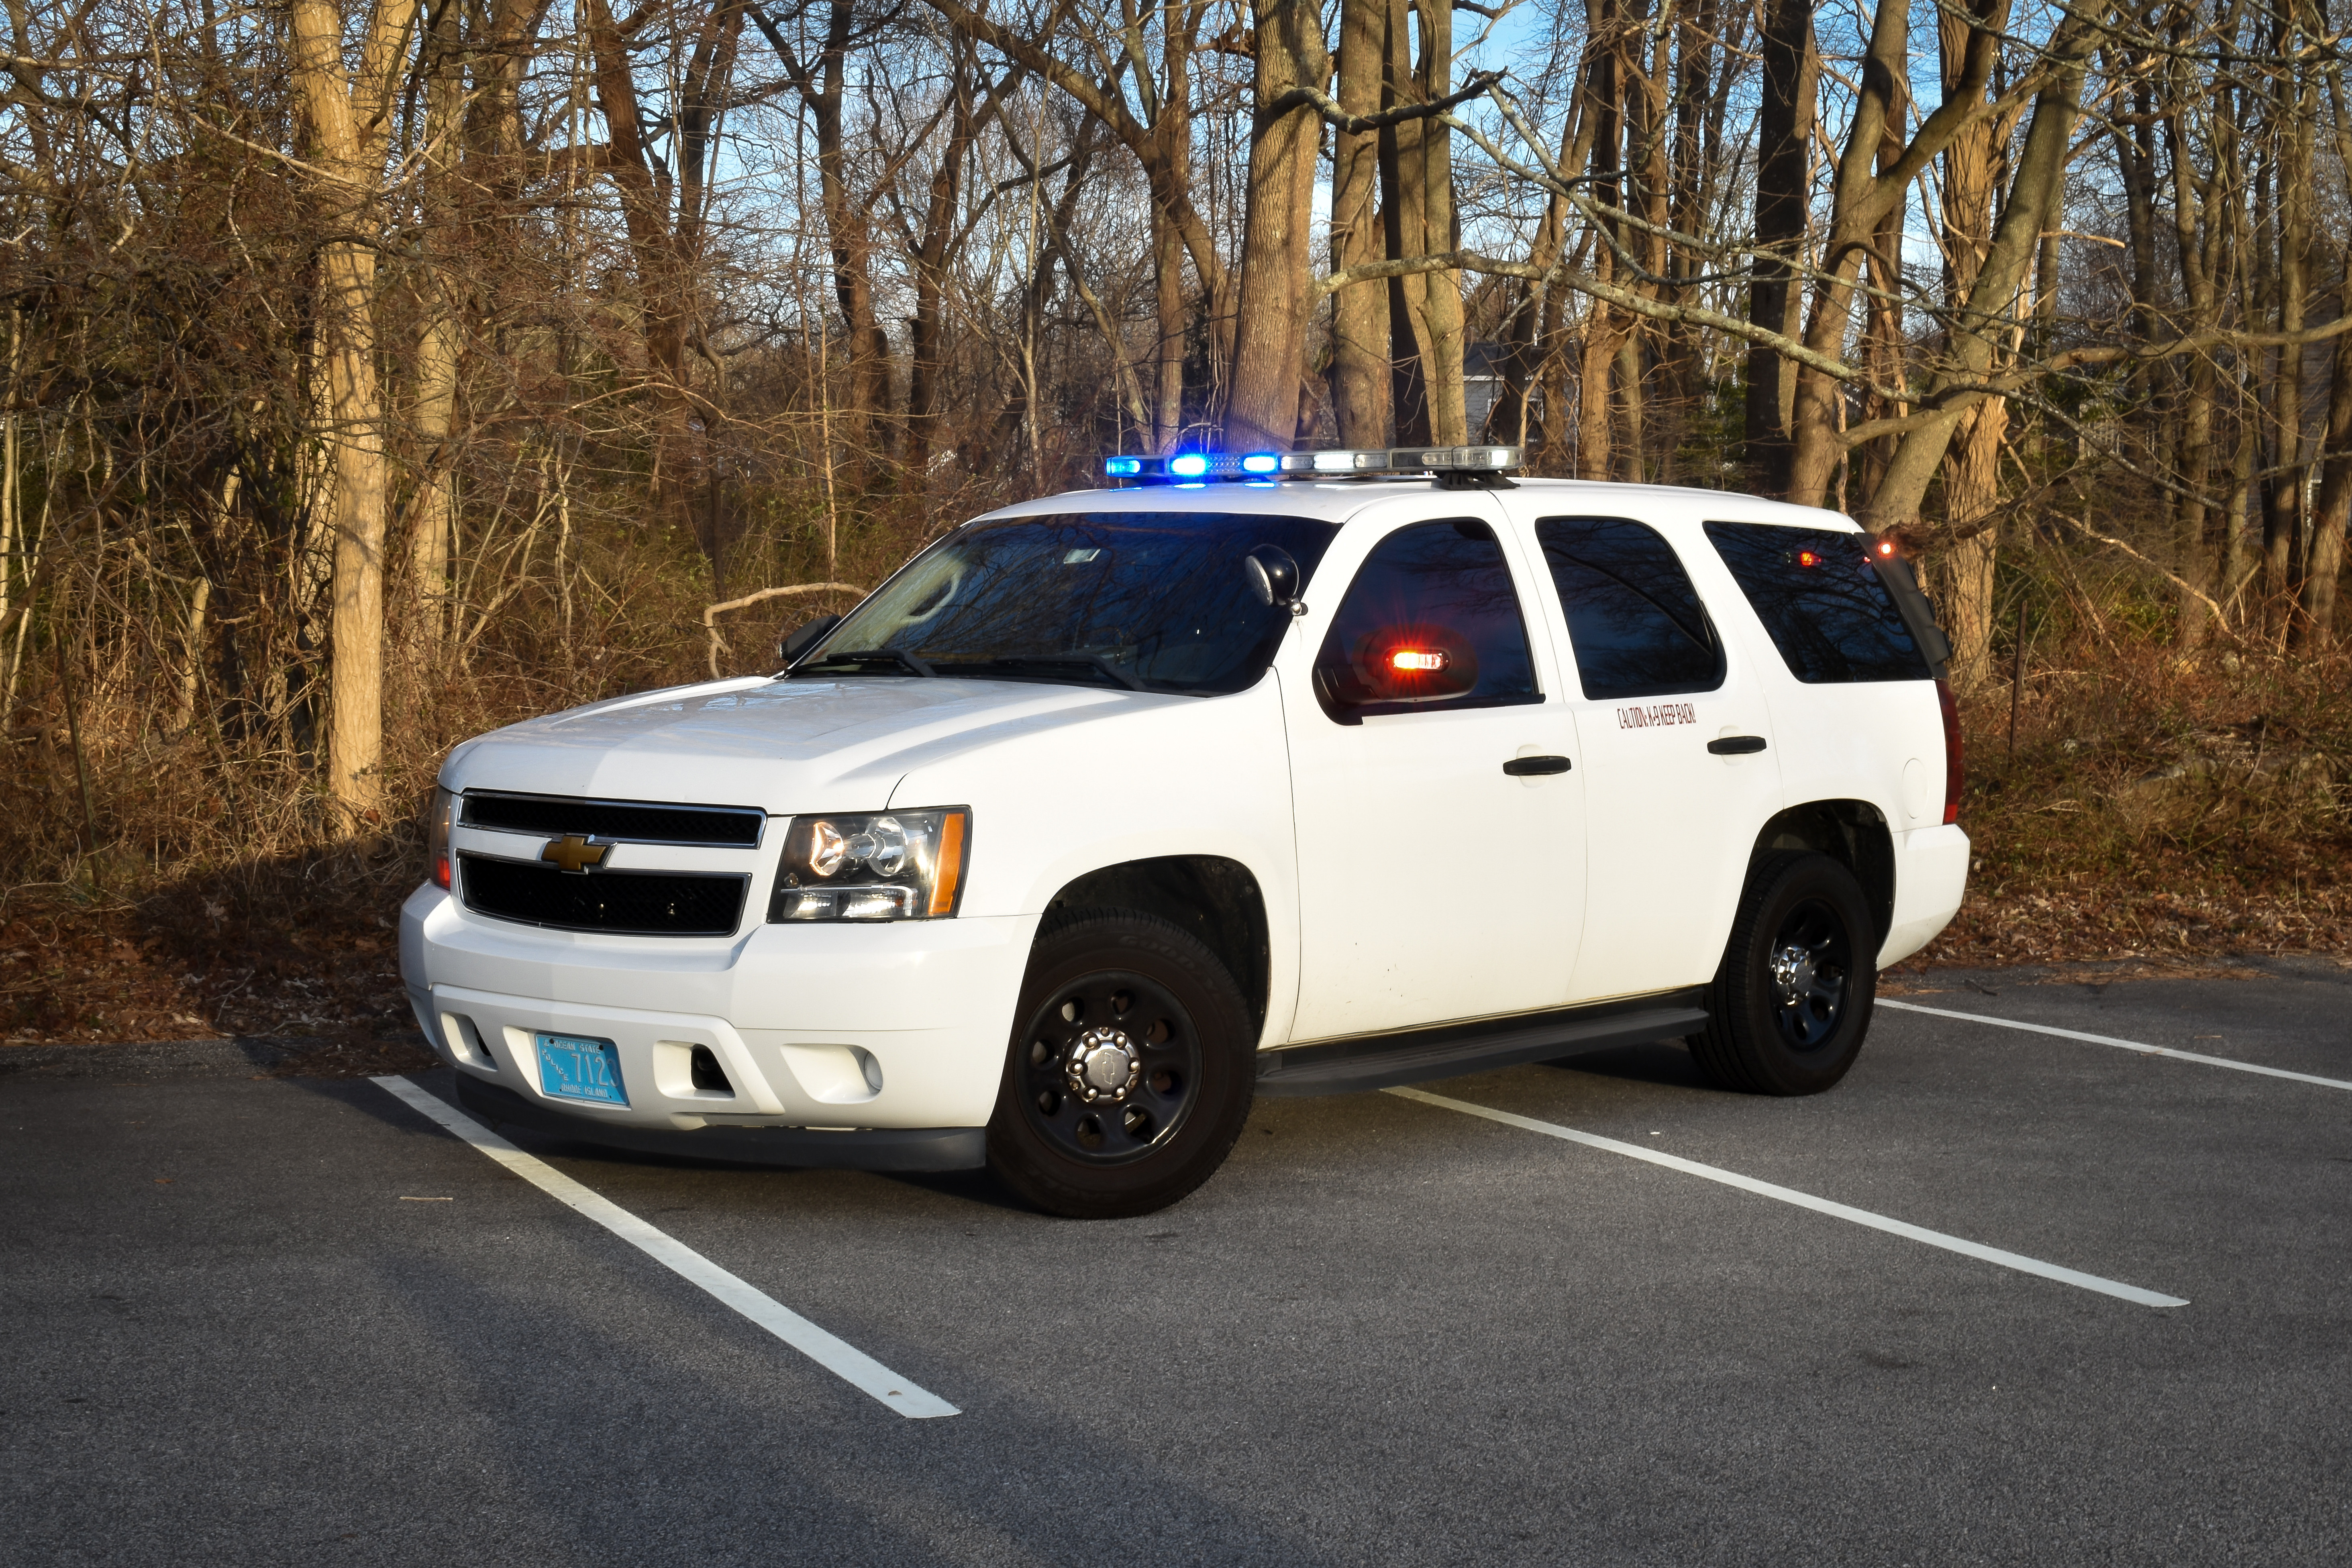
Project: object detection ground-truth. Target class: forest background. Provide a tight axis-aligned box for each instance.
[0,0,2346,1048]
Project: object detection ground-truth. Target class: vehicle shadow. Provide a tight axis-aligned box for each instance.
[309,1067,1040,1214]
[1538,1038,1711,1089]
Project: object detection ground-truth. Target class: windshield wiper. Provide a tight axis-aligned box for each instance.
[793,646,936,678]
[933,654,1147,692]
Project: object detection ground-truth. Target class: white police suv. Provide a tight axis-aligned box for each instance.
[403,447,1967,1217]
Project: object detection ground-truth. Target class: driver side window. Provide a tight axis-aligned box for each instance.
[1312,520,1540,722]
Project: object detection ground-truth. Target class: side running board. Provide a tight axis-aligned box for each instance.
[1255,992,1709,1098]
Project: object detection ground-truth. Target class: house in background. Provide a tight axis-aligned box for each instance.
[1465,341,1540,443]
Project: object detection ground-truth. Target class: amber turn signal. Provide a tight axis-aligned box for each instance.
[928,810,968,917]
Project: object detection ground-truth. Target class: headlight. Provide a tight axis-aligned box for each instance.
[427,786,455,889]
[769,807,969,922]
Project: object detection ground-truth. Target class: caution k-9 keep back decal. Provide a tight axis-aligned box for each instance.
[1616,703,1696,729]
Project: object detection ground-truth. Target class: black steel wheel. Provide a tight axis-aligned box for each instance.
[1687,850,1875,1095]
[1766,895,1852,1051]
[1016,964,1201,1164]
[987,909,1254,1218]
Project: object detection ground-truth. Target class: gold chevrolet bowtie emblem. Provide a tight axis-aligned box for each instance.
[540,834,610,875]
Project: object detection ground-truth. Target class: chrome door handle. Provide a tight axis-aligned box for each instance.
[1502,755,1572,776]
[1707,736,1768,755]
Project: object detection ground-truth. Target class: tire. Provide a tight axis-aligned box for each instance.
[1687,851,1876,1096]
[986,909,1256,1219]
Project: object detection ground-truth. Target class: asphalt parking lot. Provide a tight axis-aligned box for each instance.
[5,956,2350,1567]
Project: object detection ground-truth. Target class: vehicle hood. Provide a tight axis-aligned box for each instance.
[443,675,1153,811]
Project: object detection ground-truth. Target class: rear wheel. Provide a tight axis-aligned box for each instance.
[1687,851,1875,1095]
[987,909,1255,1218]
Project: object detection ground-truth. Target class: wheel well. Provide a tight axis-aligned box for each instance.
[1751,801,1894,943]
[1042,856,1271,1036]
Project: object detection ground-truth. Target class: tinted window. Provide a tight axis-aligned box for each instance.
[1705,522,1932,683]
[804,512,1340,695]
[1313,520,1539,719]
[1536,517,1725,700]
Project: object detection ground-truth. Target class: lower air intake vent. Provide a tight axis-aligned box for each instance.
[458,854,749,937]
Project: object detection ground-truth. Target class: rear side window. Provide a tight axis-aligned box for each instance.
[1313,519,1539,720]
[1705,522,1932,683]
[1536,517,1725,700]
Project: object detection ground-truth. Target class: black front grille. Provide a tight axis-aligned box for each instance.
[458,854,749,936]
[461,790,765,847]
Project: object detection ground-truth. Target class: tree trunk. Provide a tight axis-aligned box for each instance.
[464,0,532,248]
[2264,44,2313,624]
[1578,296,1617,479]
[1619,0,1671,481]
[1939,406,2006,687]
[1153,10,1200,453]
[2300,272,2352,644]
[1782,0,1916,509]
[1225,0,1330,450]
[323,256,387,804]
[806,2,891,463]
[1379,0,1430,445]
[1577,0,1626,479]
[1154,216,1187,451]
[2225,367,2258,606]
[1850,100,1906,503]
[1329,0,1391,445]
[1930,3,2008,688]
[290,0,418,820]
[1613,334,1644,481]
[1742,0,1814,494]
[1410,0,1465,444]
[2164,55,2221,647]
[1488,273,1542,445]
[409,0,463,666]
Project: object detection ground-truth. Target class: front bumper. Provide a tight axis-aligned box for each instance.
[399,883,1034,1136]
[453,1075,986,1170]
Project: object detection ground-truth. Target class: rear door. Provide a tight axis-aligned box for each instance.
[1281,503,1587,1041]
[1516,514,1785,1002]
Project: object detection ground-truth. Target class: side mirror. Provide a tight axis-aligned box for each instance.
[779,613,842,667]
[1244,545,1306,616]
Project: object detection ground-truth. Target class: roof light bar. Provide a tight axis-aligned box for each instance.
[1280,445,1522,477]
[1102,446,1523,483]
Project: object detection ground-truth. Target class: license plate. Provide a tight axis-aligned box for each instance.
[534,1032,628,1106]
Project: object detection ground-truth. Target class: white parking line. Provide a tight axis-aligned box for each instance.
[1385,1086,2189,1309]
[372,1076,959,1419]
[1879,998,2352,1092]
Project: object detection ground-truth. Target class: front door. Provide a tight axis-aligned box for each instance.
[1283,509,1587,1042]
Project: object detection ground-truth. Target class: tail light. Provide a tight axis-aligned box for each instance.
[1935,679,1964,825]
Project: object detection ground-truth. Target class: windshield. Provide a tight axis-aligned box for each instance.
[797,512,1341,695]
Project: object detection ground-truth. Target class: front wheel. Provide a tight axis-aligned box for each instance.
[987,909,1256,1218]
[1687,851,1875,1095]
